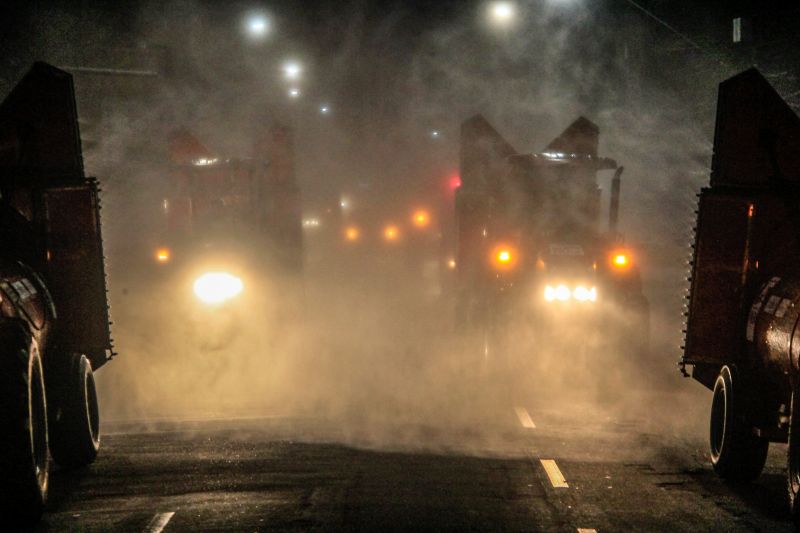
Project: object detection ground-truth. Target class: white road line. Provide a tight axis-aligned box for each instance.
[143,512,175,533]
[514,406,536,429]
[540,459,569,488]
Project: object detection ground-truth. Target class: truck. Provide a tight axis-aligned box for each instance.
[130,126,303,369]
[455,115,649,384]
[0,63,113,523]
[682,68,800,520]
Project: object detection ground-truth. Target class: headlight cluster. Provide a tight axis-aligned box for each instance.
[543,284,597,302]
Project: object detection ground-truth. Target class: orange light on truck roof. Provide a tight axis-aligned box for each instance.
[155,247,171,263]
[610,250,632,270]
[490,244,518,271]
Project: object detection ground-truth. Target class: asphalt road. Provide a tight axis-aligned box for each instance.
[33,386,795,532]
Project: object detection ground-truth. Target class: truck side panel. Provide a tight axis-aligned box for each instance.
[42,183,112,368]
[683,189,751,381]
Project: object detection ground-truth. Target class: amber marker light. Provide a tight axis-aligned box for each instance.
[412,209,430,229]
[155,247,171,263]
[384,225,400,242]
[490,244,518,271]
[345,226,360,242]
[610,250,632,270]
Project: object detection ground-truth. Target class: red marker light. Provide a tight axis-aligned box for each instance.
[449,175,462,190]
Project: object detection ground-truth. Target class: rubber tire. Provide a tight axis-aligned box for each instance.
[709,365,768,481]
[48,354,100,468]
[787,387,800,523]
[0,330,49,525]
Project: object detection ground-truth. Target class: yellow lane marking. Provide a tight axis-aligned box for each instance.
[143,512,175,533]
[540,459,569,488]
[515,406,536,428]
[577,529,597,533]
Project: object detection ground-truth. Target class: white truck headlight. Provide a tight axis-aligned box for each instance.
[544,284,572,302]
[573,285,597,302]
[193,272,244,305]
[543,284,596,302]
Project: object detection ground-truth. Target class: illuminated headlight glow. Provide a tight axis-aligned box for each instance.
[543,284,597,303]
[193,272,244,305]
[573,286,597,302]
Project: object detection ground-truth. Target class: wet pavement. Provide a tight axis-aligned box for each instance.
[35,388,794,532]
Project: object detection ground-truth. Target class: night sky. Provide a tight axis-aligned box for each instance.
[1,1,798,242]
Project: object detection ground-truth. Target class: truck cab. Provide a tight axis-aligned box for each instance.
[455,114,648,382]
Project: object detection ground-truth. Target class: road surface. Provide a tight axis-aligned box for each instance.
[35,387,794,532]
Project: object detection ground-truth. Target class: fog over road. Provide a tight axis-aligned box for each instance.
[36,387,793,532]
[59,248,791,532]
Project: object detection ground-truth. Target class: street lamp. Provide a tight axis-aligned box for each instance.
[487,1,517,28]
[288,88,300,98]
[283,61,302,80]
[244,14,271,40]
[320,104,330,114]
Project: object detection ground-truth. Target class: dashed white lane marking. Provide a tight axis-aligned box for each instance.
[514,406,536,429]
[540,459,569,488]
[143,512,175,533]
[577,529,597,533]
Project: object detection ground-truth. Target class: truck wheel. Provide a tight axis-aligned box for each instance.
[48,354,100,467]
[0,332,49,525]
[709,365,768,481]
[787,387,800,521]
